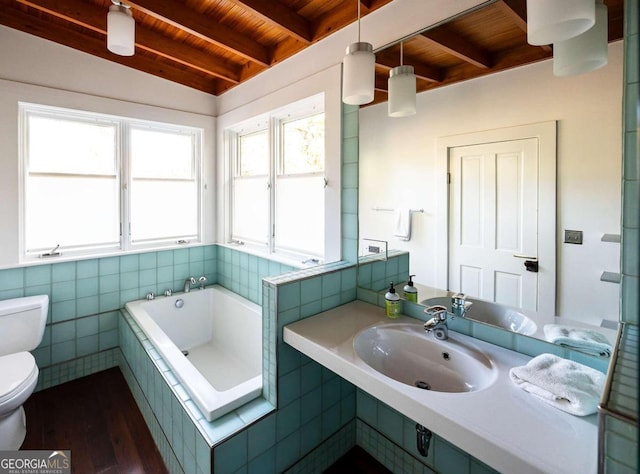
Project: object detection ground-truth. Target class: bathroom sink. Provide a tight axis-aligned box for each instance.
[421,297,537,336]
[353,323,497,392]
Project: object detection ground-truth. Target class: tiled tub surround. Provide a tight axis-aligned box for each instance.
[119,305,274,474]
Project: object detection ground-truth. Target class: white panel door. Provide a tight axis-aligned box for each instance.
[449,138,539,311]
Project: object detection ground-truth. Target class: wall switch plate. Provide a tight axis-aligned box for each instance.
[564,230,583,244]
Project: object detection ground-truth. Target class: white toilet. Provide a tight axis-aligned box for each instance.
[0,294,48,450]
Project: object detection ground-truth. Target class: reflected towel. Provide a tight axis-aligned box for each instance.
[509,353,605,416]
[543,324,612,358]
[393,208,411,241]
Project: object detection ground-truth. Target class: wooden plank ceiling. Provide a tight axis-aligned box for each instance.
[0,0,625,99]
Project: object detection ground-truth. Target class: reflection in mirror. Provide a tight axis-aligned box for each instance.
[357,0,624,350]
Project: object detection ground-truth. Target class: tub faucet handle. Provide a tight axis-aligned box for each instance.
[198,276,207,290]
[164,289,173,297]
[146,292,155,300]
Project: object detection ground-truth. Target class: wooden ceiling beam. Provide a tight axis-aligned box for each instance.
[15,0,242,84]
[420,25,493,69]
[376,51,444,83]
[231,0,311,43]
[496,0,527,31]
[0,3,220,94]
[125,0,271,66]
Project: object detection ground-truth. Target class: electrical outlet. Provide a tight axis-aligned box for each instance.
[564,230,583,244]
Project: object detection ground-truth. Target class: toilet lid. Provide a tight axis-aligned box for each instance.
[0,352,38,403]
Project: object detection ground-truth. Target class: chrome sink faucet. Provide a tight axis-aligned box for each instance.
[451,293,472,318]
[423,305,449,340]
[184,277,196,293]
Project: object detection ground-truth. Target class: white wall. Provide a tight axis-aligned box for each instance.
[0,26,217,267]
[359,42,624,325]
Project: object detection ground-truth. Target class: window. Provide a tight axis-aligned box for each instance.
[229,95,326,261]
[21,103,202,257]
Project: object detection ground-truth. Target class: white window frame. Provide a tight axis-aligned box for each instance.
[227,94,330,263]
[19,102,204,260]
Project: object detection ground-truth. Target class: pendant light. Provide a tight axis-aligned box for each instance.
[107,0,135,57]
[553,1,608,76]
[526,0,595,46]
[342,1,375,105]
[388,42,416,117]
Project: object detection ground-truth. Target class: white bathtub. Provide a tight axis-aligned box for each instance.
[124,285,262,422]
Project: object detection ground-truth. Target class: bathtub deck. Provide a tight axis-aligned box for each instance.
[187,339,260,391]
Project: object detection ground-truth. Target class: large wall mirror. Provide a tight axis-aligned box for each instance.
[357,0,624,346]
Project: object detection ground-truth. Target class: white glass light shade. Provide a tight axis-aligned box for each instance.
[342,42,375,105]
[107,5,135,56]
[554,3,608,76]
[388,65,416,117]
[526,0,595,46]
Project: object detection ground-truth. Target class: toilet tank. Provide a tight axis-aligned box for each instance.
[0,295,49,356]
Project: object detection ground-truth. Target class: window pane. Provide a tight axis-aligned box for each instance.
[25,175,119,251]
[281,113,324,174]
[28,115,116,175]
[232,177,268,244]
[239,130,269,176]
[130,180,198,242]
[275,175,324,256]
[131,128,195,179]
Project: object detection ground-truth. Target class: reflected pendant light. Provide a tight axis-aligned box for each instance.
[526,0,595,46]
[342,0,375,105]
[553,1,608,76]
[107,1,135,56]
[388,43,416,117]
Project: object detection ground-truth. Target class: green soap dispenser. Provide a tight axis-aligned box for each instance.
[385,282,401,319]
[403,275,418,303]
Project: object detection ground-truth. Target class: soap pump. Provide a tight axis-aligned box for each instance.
[403,275,418,303]
[385,282,401,319]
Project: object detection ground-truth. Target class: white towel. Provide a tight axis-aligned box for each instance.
[393,208,411,241]
[543,324,612,358]
[509,353,606,416]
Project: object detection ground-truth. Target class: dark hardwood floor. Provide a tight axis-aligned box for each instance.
[22,367,167,474]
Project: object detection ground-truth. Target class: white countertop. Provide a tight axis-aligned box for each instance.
[283,300,599,474]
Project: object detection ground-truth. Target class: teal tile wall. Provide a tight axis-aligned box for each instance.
[601,1,639,472]
[216,245,296,305]
[342,103,359,263]
[0,246,217,391]
[621,0,639,326]
[356,390,498,474]
[212,264,359,473]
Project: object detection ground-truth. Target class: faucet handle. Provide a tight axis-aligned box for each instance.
[198,276,207,289]
[424,305,448,320]
[452,293,465,302]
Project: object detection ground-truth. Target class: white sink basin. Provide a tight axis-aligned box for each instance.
[421,297,538,336]
[353,323,497,392]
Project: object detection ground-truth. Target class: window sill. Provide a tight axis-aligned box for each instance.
[11,241,211,271]
[216,242,323,270]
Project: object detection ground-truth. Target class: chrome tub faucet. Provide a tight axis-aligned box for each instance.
[184,277,196,293]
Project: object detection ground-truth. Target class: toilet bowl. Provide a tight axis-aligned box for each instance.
[0,352,39,449]
[0,294,48,450]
